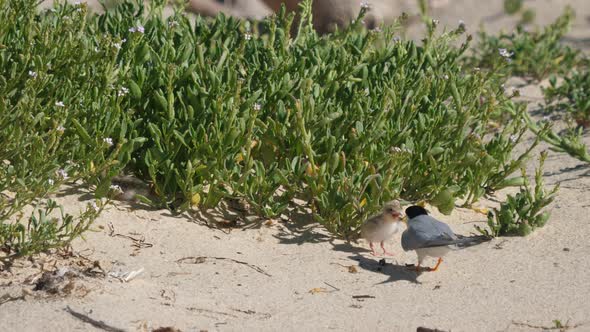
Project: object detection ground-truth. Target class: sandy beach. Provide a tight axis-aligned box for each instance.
[1,1,590,331]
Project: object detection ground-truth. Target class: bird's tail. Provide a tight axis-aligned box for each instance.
[450,235,492,249]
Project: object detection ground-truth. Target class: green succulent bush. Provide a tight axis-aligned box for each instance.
[503,0,523,15]
[0,0,142,261]
[111,0,535,233]
[525,115,590,164]
[467,7,580,81]
[544,71,590,128]
[478,152,559,237]
[1,0,549,257]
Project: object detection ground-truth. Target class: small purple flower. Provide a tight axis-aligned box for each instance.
[360,1,371,9]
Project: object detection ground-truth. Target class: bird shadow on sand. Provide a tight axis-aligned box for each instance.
[349,254,422,284]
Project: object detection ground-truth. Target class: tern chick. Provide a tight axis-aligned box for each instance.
[360,200,404,256]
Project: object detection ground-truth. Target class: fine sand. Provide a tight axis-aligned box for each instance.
[2,1,590,331]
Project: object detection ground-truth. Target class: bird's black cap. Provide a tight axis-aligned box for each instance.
[405,205,428,219]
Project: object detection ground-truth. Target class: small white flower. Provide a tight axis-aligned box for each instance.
[110,184,123,193]
[113,42,122,50]
[244,32,252,41]
[57,169,69,180]
[48,179,55,186]
[364,88,370,95]
[168,21,179,28]
[74,1,81,5]
[121,38,127,43]
[543,115,551,121]
[498,48,514,58]
[118,87,129,97]
[373,26,382,33]
[458,20,466,31]
[253,102,262,111]
[509,134,518,143]
[28,70,37,78]
[360,1,371,9]
[129,25,145,33]
[55,101,65,107]
[432,19,439,26]
[474,67,481,71]
[103,137,113,146]
[392,36,401,43]
[391,147,403,153]
[443,74,449,80]
[57,125,65,133]
[89,201,99,212]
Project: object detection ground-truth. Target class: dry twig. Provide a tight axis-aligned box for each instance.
[176,256,271,277]
[65,306,126,332]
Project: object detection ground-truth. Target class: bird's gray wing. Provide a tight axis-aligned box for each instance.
[401,215,458,250]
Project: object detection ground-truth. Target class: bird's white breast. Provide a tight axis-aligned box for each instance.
[416,246,452,261]
[365,220,404,242]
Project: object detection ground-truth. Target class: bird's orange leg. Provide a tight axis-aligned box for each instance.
[369,242,377,256]
[380,241,394,256]
[429,258,443,272]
